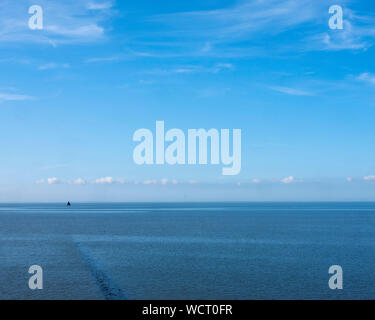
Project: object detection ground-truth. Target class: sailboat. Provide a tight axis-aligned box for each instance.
[67,201,71,206]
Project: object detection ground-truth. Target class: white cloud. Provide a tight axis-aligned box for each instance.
[215,63,233,70]
[210,63,234,73]
[364,175,375,181]
[280,176,301,184]
[45,24,104,38]
[87,2,113,10]
[94,176,125,184]
[357,73,375,85]
[71,178,86,185]
[142,179,158,185]
[0,92,34,101]
[141,179,179,185]
[270,86,313,96]
[38,176,126,185]
[86,56,121,63]
[251,178,261,184]
[38,63,70,70]
[95,176,113,184]
[346,177,353,182]
[139,80,154,85]
[143,63,234,75]
[174,68,196,74]
[47,177,60,184]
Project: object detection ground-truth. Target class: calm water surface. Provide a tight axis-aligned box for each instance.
[0,202,374,299]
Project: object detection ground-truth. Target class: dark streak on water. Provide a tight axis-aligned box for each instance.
[75,244,126,300]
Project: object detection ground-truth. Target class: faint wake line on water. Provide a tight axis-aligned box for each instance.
[72,234,310,245]
[74,243,127,300]
[2,234,373,246]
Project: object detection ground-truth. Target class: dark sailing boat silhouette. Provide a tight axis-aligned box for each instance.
[67,201,71,206]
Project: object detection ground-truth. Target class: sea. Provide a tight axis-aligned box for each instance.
[0,202,374,300]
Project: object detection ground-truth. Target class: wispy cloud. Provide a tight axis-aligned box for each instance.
[270,86,313,96]
[38,63,70,70]
[85,56,121,63]
[0,0,115,45]
[142,63,234,76]
[151,0,326,39]
[87,1,113,10]
[135,0,375,57]
[144,0,344,56]
[0,92,34,102]
[139,79,154,85]
[44,24,104,38]
[357,73,375,85]
[308,9,375,51]
[173,63,233,74]
[364,175,375,181]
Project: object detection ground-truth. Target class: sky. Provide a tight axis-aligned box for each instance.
[0,0,375,202]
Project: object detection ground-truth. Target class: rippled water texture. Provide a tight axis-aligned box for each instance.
[1,202,374,299]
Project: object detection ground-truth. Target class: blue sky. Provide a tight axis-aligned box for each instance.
[1,0,375,202]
